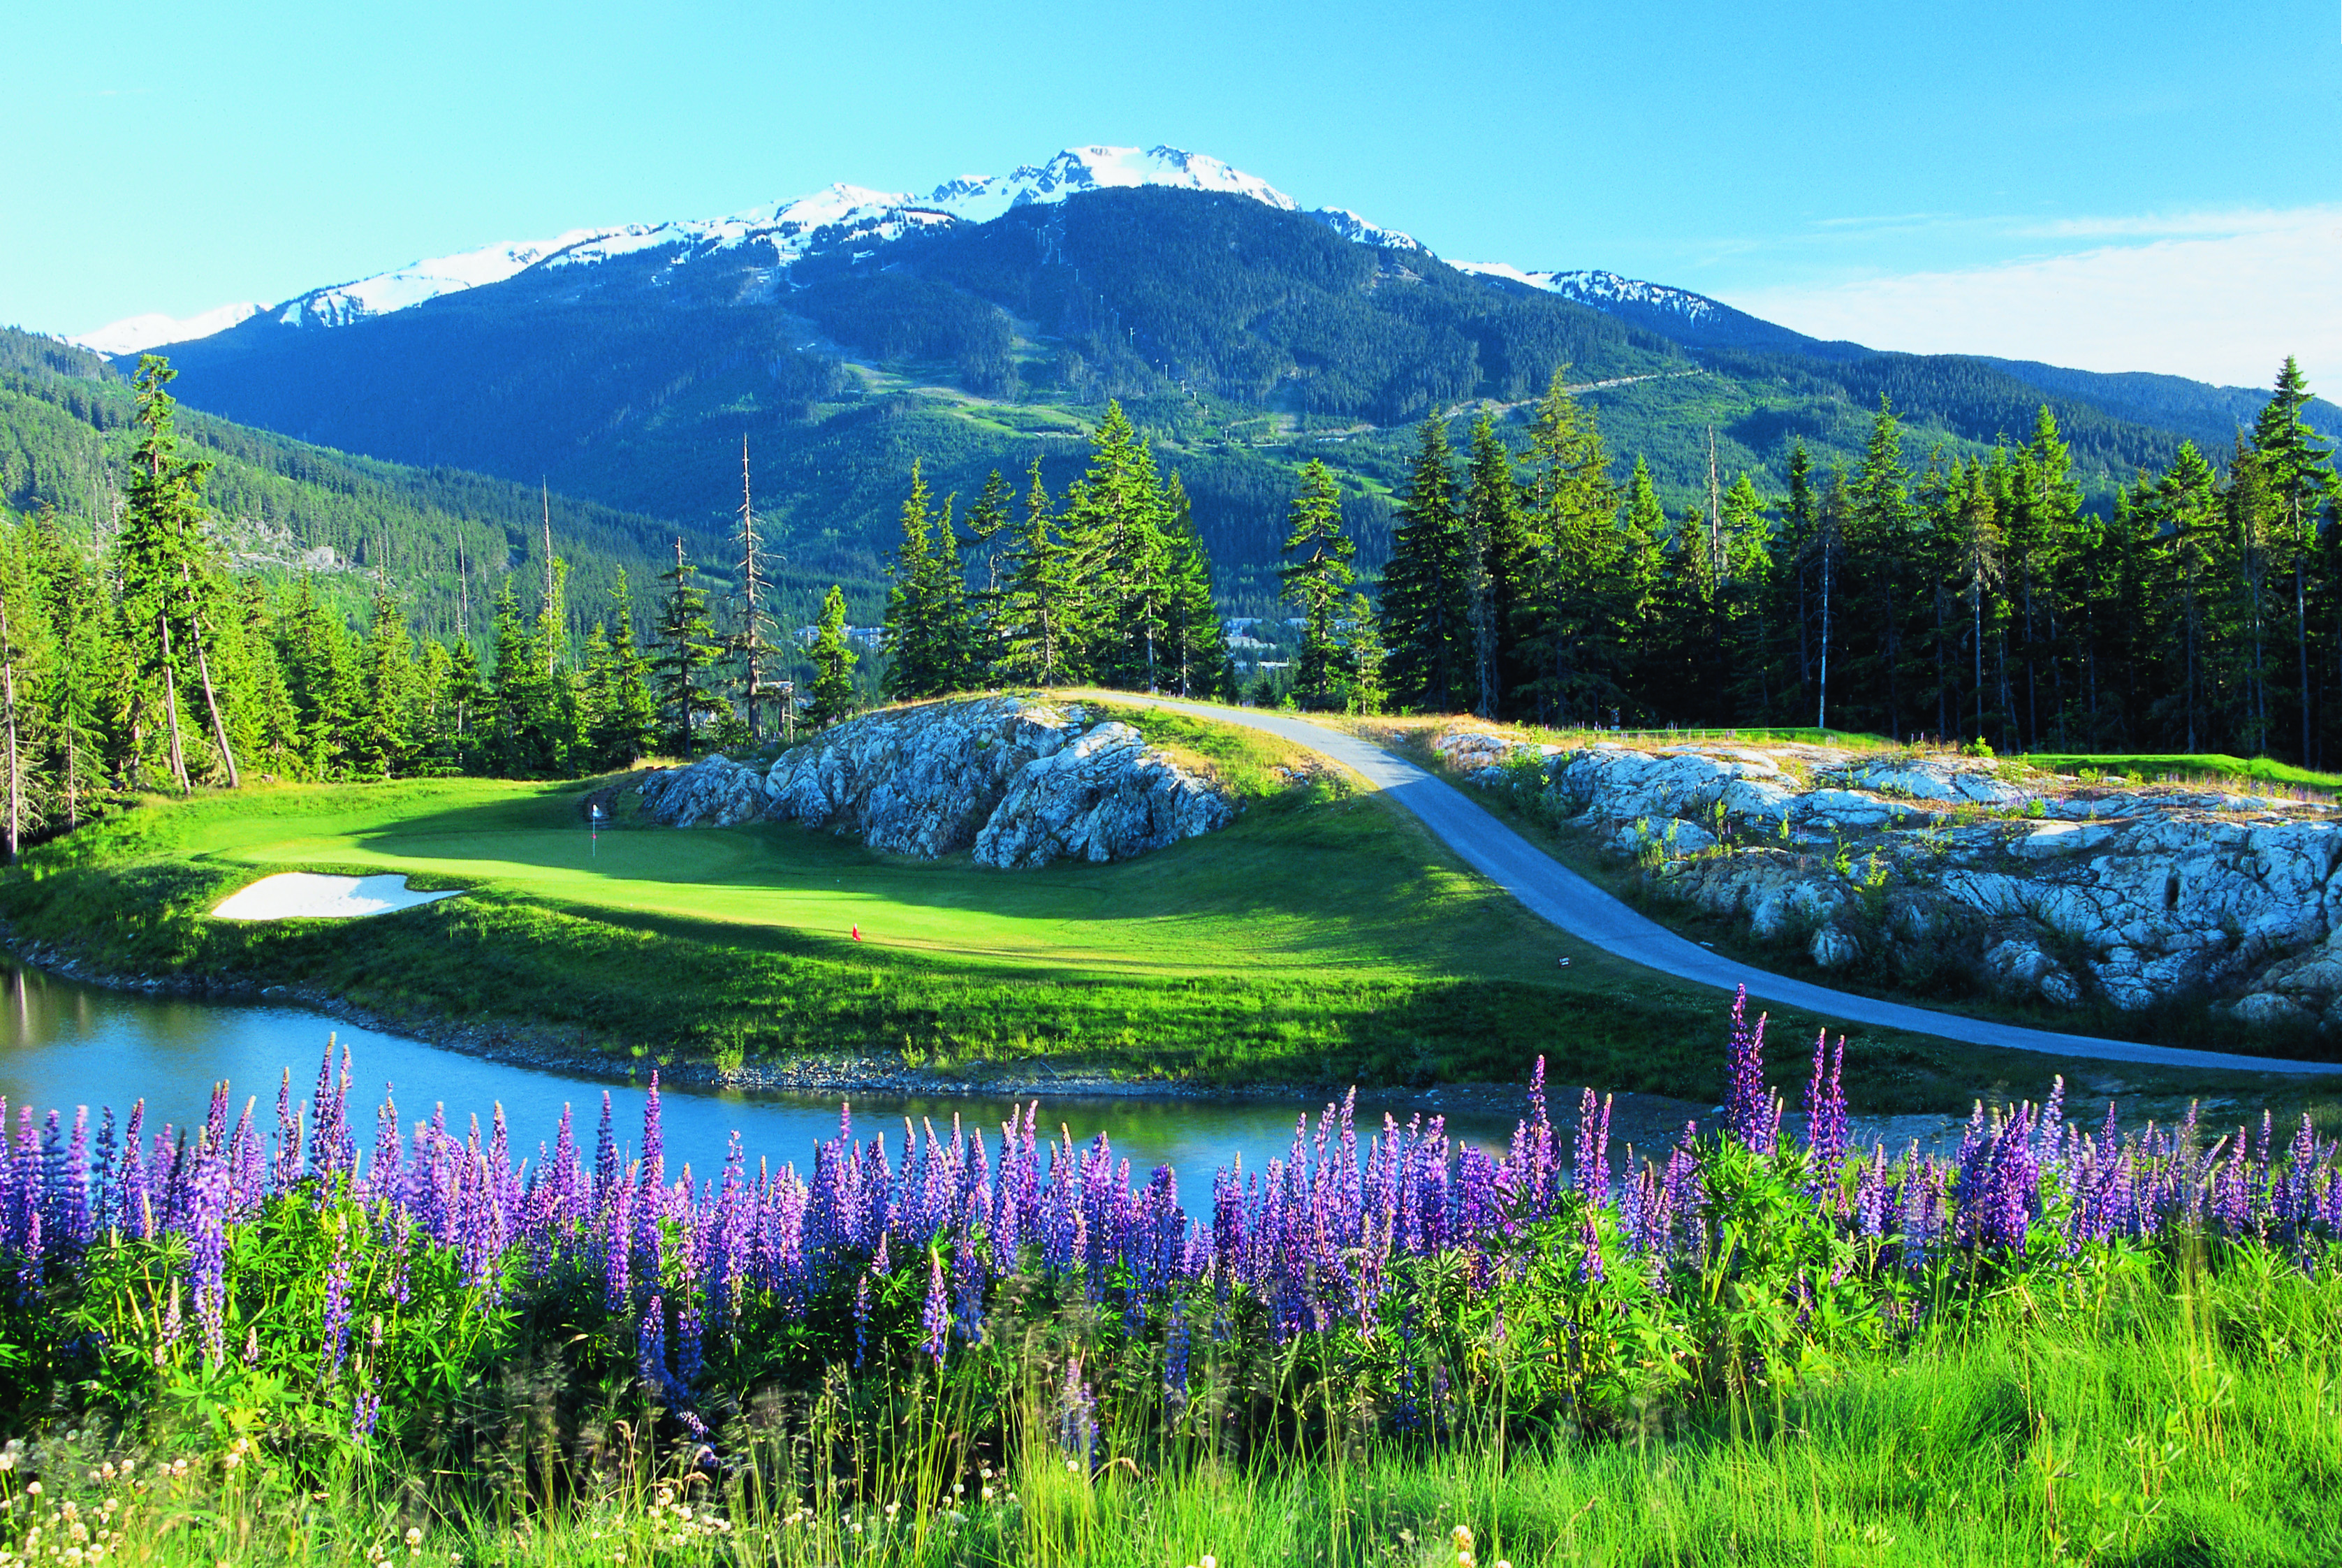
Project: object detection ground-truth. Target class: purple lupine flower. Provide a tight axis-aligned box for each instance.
[57,1108,91,1252]
[594,1093,618,1210]
[1164,1307,1192,1415]
[636,1292,670,1395]
[951,1224,986,1344]
[321,1222,353,1378]
[14,1211,41,1303]
[1854,1148,1888,1240]
[371,1090,404,1208]
[351,1387,381,1440]
[307,1045,339,1186]
[273,1070,300,1190]
[1574,1090,1613,1207]
[921,1247,949,1365]
[185,1132,232,1365]
[852,1273,871,1368]
[603,1179,631,1312]
[1723,986,1774,1154]
[1802,1032,1847,1190]
[116,1102,147,1240]
[1577,1214,1604,1284]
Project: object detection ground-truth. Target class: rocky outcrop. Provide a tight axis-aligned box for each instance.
[635,696,1236,869]
[1437,728,2342,1030]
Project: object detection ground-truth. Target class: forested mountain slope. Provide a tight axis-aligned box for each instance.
[0,328,770,636]
[107,167,2342,615]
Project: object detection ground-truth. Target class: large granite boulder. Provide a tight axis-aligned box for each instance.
[973,721,1236,868]
[634,754,771,828]
[634,696,1237,870]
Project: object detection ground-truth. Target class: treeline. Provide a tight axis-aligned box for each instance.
[0,358,863,853]
[1377,360,2342,761]
[879,402,1229,701]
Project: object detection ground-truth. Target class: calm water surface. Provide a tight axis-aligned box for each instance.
[0,965,1520,1192]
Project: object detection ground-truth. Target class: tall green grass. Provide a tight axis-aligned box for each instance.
[10,1253,2332,1565]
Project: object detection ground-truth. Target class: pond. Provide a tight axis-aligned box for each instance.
[0,963,1537,1195]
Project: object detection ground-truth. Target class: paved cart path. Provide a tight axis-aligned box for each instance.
[1132,698,2342,1076]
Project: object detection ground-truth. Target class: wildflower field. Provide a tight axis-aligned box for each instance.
[0,993,2338,1565]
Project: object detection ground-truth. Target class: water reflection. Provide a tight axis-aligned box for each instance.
[0,965,1519,1194]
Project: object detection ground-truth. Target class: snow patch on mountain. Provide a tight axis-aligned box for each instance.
[1452,263,1723,325]
[918,145,1298,223]
[1309,209,1433,255]
[70,302,264,356]
[277,230,623,328]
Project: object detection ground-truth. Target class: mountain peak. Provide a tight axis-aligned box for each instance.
[916,145,1298,224]
[70,301,264,358]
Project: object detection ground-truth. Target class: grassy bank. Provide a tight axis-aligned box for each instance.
[17,1272,2339,1565]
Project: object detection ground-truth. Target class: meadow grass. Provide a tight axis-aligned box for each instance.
[2031,752,2342,796]
[17,1256,2334,1566]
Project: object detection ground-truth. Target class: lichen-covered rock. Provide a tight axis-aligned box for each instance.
[1432,722,2342,1027]
[634,754,773,827]
[973,722,1237,868]
[634,696,1238,870]
[762,696,1078,857]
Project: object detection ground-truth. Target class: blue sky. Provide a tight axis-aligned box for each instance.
[7,0,2339,388]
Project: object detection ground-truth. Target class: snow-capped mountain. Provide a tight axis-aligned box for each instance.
[1450,263,1723,328]
[70,301,264,358]
[277,230,623,328]
[75,143,1744,361]
[259,147,1318,338]
[1308,208,1432,256]
[85,146,1501,355]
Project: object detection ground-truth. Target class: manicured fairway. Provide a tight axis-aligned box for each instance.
[86,767,1571,985]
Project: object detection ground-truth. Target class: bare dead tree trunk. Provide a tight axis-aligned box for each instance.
[182,566,239,789]
[1,596,20,864]
[159,615,189,793]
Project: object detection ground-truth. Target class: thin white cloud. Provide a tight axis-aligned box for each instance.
[1729,207,2342,393]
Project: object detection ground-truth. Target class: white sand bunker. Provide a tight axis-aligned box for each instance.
[212,872,467,922]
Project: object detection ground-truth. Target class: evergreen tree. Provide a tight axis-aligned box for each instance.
[807,585,858,728]
[958,469,1016,682]
[585,572,659,768]
[445,638,486,763]
[1280,460,1356,708]
[882,462,972,701]
[652,539,724,755]
[1459,415,1517,719]
[116,357,240,791]
[276,578,363,776]
[1516,374,1625,726]
[1059,402,1175,687]
[1337,591,1386,714]
[1160,475,1225,698]
[1845,397,1918,739]
[354,582,420,777]
[1379,414,1469,713]
[0,525,53,860]
[2249,359,2340,764]
[27,509,105,827]
[999,460,1071,686]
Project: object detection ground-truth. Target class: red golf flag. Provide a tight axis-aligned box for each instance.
[851,924,861,941]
